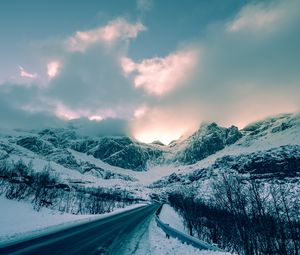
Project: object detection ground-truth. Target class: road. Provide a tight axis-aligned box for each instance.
[0,203,160,255]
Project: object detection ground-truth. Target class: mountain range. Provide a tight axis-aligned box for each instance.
[0,113,299,200]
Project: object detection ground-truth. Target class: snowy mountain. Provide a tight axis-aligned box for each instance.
[0,112,299,199]
[0,113,299,254]
[150,113,300,194]
[71,136,163,171]
[173,123,242,164]
[15,129,164,172]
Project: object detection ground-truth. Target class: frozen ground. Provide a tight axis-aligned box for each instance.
[71,149,178,185]
[0,196,232,254]
[0,196,146,245]
[133,165,179,185]
[159,204,186,233]
[118,204,232,254]
[130,218,232,255]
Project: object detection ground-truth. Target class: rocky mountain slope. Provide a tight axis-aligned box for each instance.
[1,114,298,255]
[15,130,163,172]
[1,119,245,174]
[0,113,299,200]
[173,123,242,164]
[150,113,300,198]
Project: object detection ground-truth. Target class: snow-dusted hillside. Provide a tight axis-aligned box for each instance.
[0,113,299,254]
[1,113,299,190]
[173,123,242,164]
[150,113,300,198]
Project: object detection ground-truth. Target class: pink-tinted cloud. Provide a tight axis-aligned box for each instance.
[66,18,146,52]
[121,49,198,96]
[2,2,298,142]
[19,66,37,79]
[89,115,103,121]
[47,61,61,79]
[54,102,82,120]
[53,101,120,122]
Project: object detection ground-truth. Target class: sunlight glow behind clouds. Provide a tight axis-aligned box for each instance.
[47,61,61,79]
[89,115,103,121]
[131,105,199,144]
[121,50,198,96]
[1,0,299,142]
[54,103,104,121]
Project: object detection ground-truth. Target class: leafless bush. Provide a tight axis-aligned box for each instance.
[0,159,138,215]
[169,174,300,255]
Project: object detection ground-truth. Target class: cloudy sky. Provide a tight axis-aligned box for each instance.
[0,0,299,144]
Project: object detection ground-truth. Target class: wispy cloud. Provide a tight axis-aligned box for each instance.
[228,6,279,32]
[137,0,153,12]
[65,18,146,52]
[227,0,294,33]
[19,66,37,79]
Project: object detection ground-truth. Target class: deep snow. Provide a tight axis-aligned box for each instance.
[132,218,232,255]
[0,197,232,254]
[159,204,186,233]
[0,196,146,245]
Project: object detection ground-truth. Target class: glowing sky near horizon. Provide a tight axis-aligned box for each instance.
[0,0,299,144]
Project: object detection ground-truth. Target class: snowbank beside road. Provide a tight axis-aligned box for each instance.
[134,218,232,255]
[159,204,186,233]
[0,196,146,245]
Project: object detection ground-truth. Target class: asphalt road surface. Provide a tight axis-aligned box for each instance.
[0,203,160,255]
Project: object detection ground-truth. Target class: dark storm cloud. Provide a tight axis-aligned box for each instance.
[0,82,130,136]
[69,118,130,137]
[0,83,63,130]
[46,43,144,118]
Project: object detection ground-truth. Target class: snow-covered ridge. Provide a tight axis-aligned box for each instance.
[148,113,300,192]
[0,112,299,187]
[0,113,298,254]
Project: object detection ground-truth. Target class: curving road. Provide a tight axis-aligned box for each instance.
[0,203,160,255]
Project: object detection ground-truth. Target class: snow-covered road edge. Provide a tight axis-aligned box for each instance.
[157,204,230,253]
[0,198,148,247]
